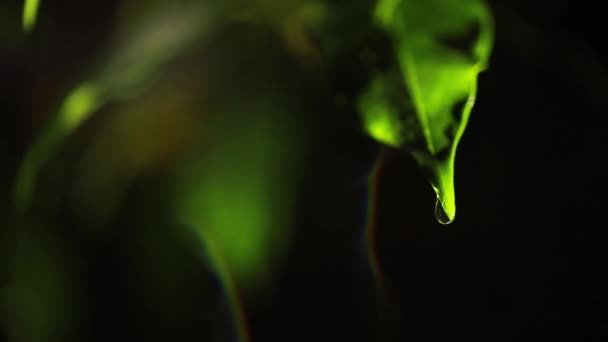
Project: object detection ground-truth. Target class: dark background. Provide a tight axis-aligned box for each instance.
[1,0,607,341]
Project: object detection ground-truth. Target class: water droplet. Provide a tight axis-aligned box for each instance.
[435,198,454,225]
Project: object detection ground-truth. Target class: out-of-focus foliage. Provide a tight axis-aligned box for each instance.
[14,0,214,210]
[15,0,307,292]
[22,0,39,32]
[172,102,301,288]
[359,0,493,222]
[14,83,103,210]
[6,0,493,339]
[2,228,82,341]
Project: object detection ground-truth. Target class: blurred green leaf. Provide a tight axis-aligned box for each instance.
[22,0,40,32]
[359,0,493,222]
[173,104,300,290]
[14,0,213,210]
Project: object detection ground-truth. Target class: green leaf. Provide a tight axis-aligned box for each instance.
[359,0,494,223]
[22,0,40,32]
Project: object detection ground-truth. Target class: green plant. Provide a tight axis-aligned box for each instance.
[359,0,493,223]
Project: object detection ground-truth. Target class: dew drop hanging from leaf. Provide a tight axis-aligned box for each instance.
[435,197,454,225]
[358,0,494,223]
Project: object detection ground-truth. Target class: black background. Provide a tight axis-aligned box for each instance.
[1,0,607,341]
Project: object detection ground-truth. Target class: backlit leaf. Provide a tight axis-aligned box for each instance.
[359,0,494,222]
